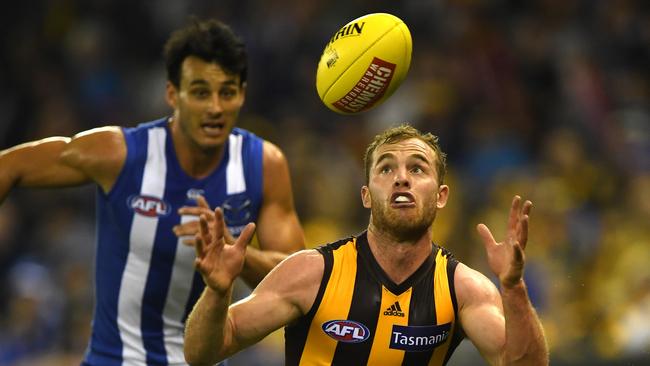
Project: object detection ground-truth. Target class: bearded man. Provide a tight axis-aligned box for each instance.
[184,124,549,366]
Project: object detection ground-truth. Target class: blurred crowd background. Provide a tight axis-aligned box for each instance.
[1,0,649,365]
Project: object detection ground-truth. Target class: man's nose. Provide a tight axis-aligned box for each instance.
[393,168,410,188]
[207,94,224,114]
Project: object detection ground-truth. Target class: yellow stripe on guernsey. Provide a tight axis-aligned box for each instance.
[366,286,412,365]
[430,249,455,365]
[299,238,358,365]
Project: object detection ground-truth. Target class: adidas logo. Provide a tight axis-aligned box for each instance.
[383,301,405,317]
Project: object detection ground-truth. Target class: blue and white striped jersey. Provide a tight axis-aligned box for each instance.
[82,117,263,365]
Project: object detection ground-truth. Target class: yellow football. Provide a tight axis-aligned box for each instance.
[316,13,412,115]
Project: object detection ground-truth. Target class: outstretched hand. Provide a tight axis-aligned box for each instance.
[173,195,235,246]
[194,207,256,295]
[476,195,532,289]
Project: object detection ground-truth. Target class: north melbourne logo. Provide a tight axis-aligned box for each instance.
[384,301,405,317]
[186,188,205,201]
[222,195,252,225]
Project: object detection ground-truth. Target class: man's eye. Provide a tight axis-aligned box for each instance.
[380,166,391,174]
[220,89,236,98]
[191,89,210,98]
[411,166,423,174]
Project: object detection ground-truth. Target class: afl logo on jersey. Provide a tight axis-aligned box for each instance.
[128,195,171,217]
[322,320,370,343]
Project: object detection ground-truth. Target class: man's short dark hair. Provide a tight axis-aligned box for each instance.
[163,18,247,88]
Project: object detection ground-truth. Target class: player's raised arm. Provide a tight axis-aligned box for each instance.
[457,196,548,365]
[0,126,126,203]
[239,140,305,286]
[184,207,321,365]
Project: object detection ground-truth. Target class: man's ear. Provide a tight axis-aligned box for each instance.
[165,81,178,109]
[240,81,247,102]
[361,186,371,209]
[436,185,449,209]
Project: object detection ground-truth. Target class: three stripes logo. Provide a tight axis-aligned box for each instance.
[383,301,405,317]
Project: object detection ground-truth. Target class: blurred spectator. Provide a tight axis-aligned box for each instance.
[0,260,63,366]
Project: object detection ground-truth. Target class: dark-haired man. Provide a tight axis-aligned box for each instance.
[0,18,304,365]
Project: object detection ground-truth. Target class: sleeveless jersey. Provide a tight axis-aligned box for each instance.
[82,118,263,366]
[285,232,464,366]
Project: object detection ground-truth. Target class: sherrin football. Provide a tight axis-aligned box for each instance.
[316,13,412,115]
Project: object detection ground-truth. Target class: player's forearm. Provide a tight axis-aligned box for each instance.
[500,280,549,365]
[184,287,233,365]
[240,246,288,288]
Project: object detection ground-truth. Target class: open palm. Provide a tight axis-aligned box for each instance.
[194,207,256,295]
[476,196,532,288]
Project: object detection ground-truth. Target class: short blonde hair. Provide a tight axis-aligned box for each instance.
[363,124,447,185]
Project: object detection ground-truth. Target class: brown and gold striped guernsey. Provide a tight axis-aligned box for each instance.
[285,231,463,365]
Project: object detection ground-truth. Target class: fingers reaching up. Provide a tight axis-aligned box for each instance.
[477,195,533,289]
[194,207,256,295]
[518,199,532,250]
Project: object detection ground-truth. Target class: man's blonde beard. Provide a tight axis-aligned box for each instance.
[369,194,437,242]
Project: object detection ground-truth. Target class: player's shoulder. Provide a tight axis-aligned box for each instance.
[264,249,324,288]
[253,249,325,314]
[67,126,125,158]
[283,249,324,265]
[72,125,123,139]
[261,140,288,170]
[58,125,126,188]
[454,263,501,309]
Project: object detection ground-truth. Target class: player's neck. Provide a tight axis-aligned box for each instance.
[169,122,225,179]
[366,225,433,285]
